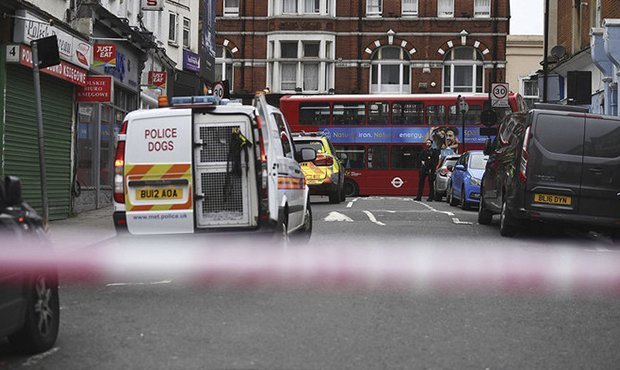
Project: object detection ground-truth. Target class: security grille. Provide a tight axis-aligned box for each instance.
[193,120,254,228]
[198,126,239,163]
[200,172,243,220]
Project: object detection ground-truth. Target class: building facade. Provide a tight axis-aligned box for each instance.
[544,0,620,115]
[215,0,511,103]
[505,35,544,108]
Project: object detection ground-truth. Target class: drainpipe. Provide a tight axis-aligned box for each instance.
[591,28,614,115]
[603,19,620,117]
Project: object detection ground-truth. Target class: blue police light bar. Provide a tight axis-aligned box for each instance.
[170,95,219,106]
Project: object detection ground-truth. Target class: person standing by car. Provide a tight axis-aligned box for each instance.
[415,139,439,201]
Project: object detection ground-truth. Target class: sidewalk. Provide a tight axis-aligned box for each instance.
[47,206,116,251]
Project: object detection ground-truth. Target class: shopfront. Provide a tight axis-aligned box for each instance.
[1,10,91,220]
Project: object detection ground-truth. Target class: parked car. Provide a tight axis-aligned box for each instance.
[292,132,345,204]
[447,151,488,210]
[0,176,60,354]
[478,104,620,238]
[433,154,460,201]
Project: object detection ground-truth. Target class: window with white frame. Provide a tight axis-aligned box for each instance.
[215,46,234,92]
[304,0,320,13]
[367,0,382,16]
[443,47,484,93]
[520,76,539,109]
[168,12,178,44]
[283,0,298,13]
[370,47,411,94]
[402,0,418,16]
[269,0,334,16]
[182,17,191,48]
[437,0,454,17]
[224,0,240,16]
[267,36,335,93]
[474,0,491,18]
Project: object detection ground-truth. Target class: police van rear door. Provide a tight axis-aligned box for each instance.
[192,109,258,229]
[124,109,194,234]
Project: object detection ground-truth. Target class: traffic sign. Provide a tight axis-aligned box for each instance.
[491,83,509,108]
[212,81,225,102]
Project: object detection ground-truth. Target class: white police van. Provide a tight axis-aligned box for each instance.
[113,93,315,241]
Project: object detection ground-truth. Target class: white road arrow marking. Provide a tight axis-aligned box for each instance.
[346,197,360,208]
[452,218,473,225]
[363,210,386,226]
[106,280,173,287]
[324,211,354,222]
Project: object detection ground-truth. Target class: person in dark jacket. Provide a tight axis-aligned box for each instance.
[415,139,440,201]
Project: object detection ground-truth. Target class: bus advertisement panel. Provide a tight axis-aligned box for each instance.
[280,93,525,197]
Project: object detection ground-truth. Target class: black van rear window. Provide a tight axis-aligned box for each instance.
[534,114,584,155]
[584,118,620,158]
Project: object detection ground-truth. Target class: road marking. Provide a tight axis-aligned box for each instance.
[324,211,354,222]
[346,197,360,208]
[22,347,59,367]
[106,280,173,287]
[363,210,386,226]
[452,217,473,225]
[414,200,455,216]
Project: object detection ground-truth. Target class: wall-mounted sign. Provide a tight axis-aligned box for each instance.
[13,9,92,70]
[141,0,164,11]
[93,44,116,67]
[76,75,114,102]
[148,71,167,89]
[7,44,87,86]
[183,49,200,72]
[200,0,216,82]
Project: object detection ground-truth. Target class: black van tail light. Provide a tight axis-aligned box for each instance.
[255,116,270,222]
[114,140,126,203]
[519,126,531,184]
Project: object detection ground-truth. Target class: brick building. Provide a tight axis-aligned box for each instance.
[215,0,511,102]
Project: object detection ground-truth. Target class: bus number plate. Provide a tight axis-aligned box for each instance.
[136,187,183,201]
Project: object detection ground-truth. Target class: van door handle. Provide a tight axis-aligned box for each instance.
[588,167,603,174]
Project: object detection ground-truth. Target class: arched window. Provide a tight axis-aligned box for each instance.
[443,47,484,93]
[215,46,234,92]
[370,47,410,94]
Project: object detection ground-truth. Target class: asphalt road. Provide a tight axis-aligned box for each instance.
[2,196,620,369]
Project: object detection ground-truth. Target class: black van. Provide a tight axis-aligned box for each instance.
[478,105,620,238]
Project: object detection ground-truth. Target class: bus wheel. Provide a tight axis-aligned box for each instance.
[343,179,359,198]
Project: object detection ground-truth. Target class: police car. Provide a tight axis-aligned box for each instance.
[112,93,315,241]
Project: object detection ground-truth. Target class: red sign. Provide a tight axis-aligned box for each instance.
[93,44,116,67]
[148,71,167,89]
[17,44,87,86]
[76,76,114,102]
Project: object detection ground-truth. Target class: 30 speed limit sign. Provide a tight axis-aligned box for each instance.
[491,83,509,107]
[212,82,225,102]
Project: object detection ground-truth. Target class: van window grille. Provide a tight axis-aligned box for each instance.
[199,126,240,163]
[201,172,243,220]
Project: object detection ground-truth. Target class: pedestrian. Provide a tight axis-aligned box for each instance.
[415,139,439,201]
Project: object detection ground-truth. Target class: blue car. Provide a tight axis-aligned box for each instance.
[447,150,488,210]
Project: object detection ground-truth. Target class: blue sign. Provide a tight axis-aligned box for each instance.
[319,126,489,144]
[183,49,200,72]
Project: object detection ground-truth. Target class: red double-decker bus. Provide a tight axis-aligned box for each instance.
[280,93,526,197]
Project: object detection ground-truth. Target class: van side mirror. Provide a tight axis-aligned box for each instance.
[4,176,23,206]
[483,137,493,155]
[296,148,316,163]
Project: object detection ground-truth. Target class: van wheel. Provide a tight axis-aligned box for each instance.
[9,273,60,354]
[343,179,358,198]
[293,202,312,244]
[460,186,469,210]
[499,197,518,237]
[448,185,458,206]
[478,191,493,225]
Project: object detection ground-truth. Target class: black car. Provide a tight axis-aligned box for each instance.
[478,104,620,238]
[0,176,60,354]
